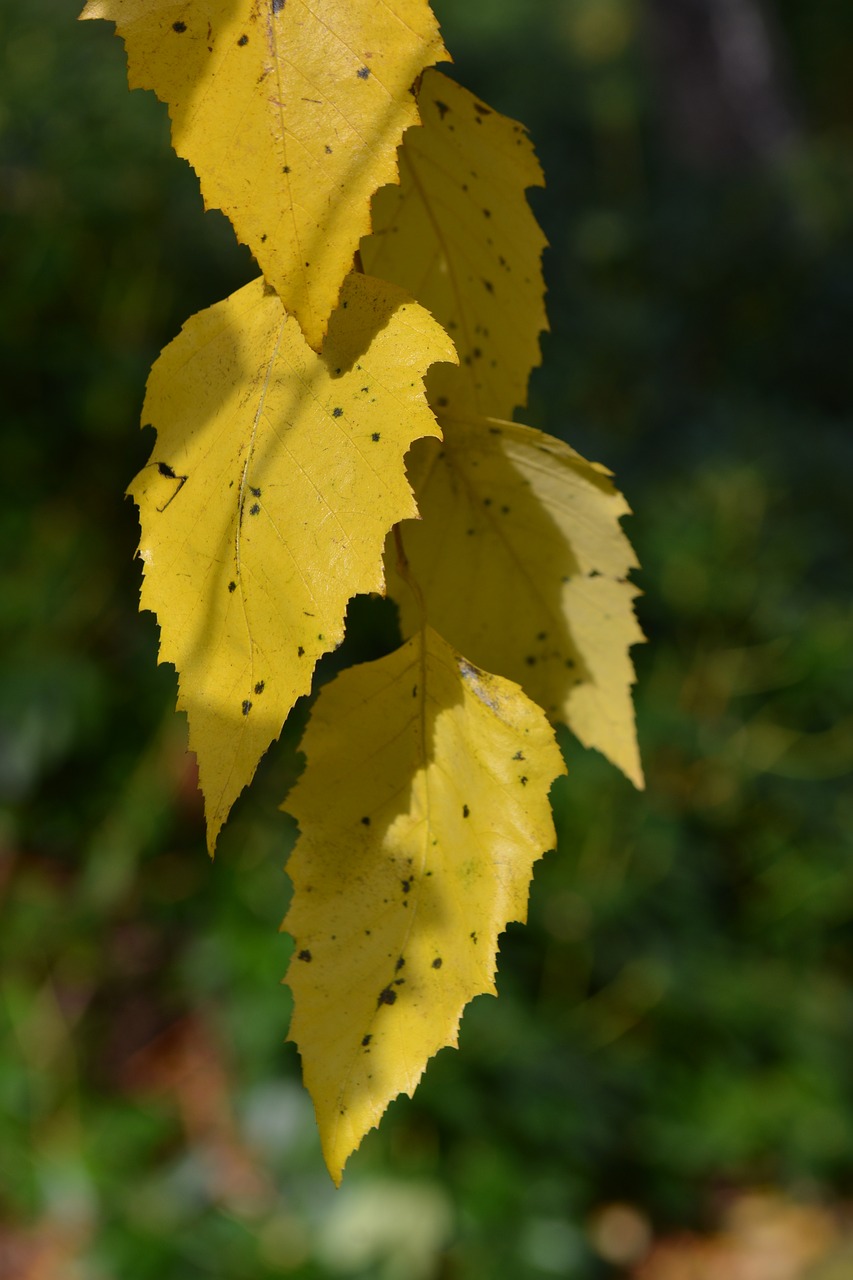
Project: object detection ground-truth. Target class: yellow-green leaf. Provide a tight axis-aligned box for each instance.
[80,0,448,351]
[361,68,547,419]
[388,417,645,787]
[130,273,455,851]
[283,626,565,1183]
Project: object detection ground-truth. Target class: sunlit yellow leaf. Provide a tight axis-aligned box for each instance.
[387,417,645,787]
[283,626,565,1183]
[130,273,455,851]
[361,68,547,419]
[80,0,448,350]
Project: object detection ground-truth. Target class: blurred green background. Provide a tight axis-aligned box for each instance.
[2,0,853,1275]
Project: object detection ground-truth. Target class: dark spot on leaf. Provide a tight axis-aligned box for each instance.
[436,396,448,408]
[432,957,443,969]
[254,681,265,694]
[242,700,252,715]
[272,0,285,12]
[412,685,418,698]
[172,20,186,32]
[473,101,492,116]
[238,33,248,45]
[537,631,547,640]
[228,581,236,593]
[297,949,312,962]
[466,528,475,536]
[525,655,537,666]
[470,931,478,943]
[283,165,291,174]
[332,407,343,417]
[435,99,450,119]
[394,978,405,986]
[297,646,305,656]
[520,776,528,786]
[157,462,177,478]
[565,658,576,669]
[357,66,370,80]
[501,505,511,514]
[395,956,405,972]
[250,486,261,497]
[325,144,332,153]
[362,1035,372,1046]
[260,233,267,243]
[361,816,371,826]
[462,804,470,818]
[513,751,525,761]
[483,208,491,218]
[401,879,411,894]
[378,987,396,1006]
[371,432,380,442]
[249,503,260,515]
[483,279,494,294]
[589,568,602,578]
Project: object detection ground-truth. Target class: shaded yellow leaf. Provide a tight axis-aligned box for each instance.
[388,417,645,787]
[361,68,547,419]
[283,625,565,1183]
[130,273,455,851]
[80,0,448,350]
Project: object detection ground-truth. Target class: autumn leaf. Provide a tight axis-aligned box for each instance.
[387,417,645,787]
[283,625,565,1183]
[130,273,455,851]
[80,0,448,350]
[362,68,547,419]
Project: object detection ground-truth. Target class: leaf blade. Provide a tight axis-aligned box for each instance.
[387,417,645,787]
[131,273,455,850]
[362,68,547,418]
[283,626,565,1182]
[81,0,449,349]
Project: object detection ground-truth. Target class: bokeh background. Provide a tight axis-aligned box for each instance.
[2,0,853,1275]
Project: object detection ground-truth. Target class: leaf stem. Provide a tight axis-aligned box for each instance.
[392,523,427,630]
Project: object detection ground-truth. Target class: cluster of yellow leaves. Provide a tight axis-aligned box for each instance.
[83,0,643,1181]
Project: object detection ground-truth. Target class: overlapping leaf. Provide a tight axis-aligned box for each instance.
[80,0,448,350]
[361,68,547,419]
[387,418,645,787]
[130,273,455,850]
[284,625,565,1182]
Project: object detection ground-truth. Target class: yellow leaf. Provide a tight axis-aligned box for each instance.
[362,68,547,419]
[283,626,565,1183]
[130,273,455,851]
[80,0,448,351]
[388,417,645,787]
